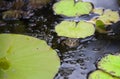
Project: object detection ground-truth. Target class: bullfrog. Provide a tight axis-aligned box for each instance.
[62,38,79,48]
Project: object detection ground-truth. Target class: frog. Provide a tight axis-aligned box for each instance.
[62,38,79,48]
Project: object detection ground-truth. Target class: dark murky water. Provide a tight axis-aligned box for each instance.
[0,0,120,79]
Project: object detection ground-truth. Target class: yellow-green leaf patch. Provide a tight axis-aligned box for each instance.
[88,70,119,79]
[53,0,93,17]
[97,9,120,25]
[98,54,120,77]
[55,21,95,38]
[0,34,60,79]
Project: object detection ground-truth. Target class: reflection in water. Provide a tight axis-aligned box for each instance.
[83,0,119,10]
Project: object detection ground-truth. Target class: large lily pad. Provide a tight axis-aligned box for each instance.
[53,0,92,17]
[55,21,95,38]
[0,34,60,79]
[88,70,119,79]
[98,54,120,77]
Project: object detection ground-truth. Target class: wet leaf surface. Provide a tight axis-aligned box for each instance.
[88,70,119,79]
[98,54,120,77]
[55,21,95,38]
[53,0,92,17]
[0,34,60,79]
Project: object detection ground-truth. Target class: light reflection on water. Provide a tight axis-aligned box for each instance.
[83,0,120,10]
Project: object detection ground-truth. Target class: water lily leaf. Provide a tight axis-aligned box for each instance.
[98,54,120,77]
[53,0,92,17]
[96,20,105,29]
[93,8,104,15]
[88,70,119,79]
[98,9,120,25]
[55,21,95,38]
[0,34,60,79]
[95,20,107,33]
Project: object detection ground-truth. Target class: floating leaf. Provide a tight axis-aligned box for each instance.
[90,9,120,26]
[93,8,104,15]
[53,0,92,17]
[96,20,105,29]
[98,9,120,25]
[55,21,95,38]
[0,34,60,79]
[95,20,107,33]
[88,70,119,79]
[98,54,120,77]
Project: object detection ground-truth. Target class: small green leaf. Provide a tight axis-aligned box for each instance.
[96,20,105,29]
[98,9,120,25]
[88,70,119,79]
[0,34,60,79]
[95,20,107,33]
[53,0,92,17]
[55,21,95,38]
[93,8,104,15]
[98,54,120,77]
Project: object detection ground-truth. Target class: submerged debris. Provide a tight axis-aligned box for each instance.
[1,0,51,20]
[28,0,51,9]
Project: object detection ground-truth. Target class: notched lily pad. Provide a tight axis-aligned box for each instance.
[98,54,120,77]
[0,34,60,79]
[88,70,119,79]
[53,0,93,17]
[55,21,95,38]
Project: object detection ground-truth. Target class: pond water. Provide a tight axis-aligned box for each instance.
[0,0,120,79]
[83,0,120,10]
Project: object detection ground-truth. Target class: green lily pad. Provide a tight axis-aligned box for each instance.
[98,54,120,77]
[53,0,93,17]
[88,70,119,79]
[0,34,60,79]
[97,9,120,25]
[55,21,95,38]
[96,20,105,30]
[93,8,104,15]
[95,20,107,33]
